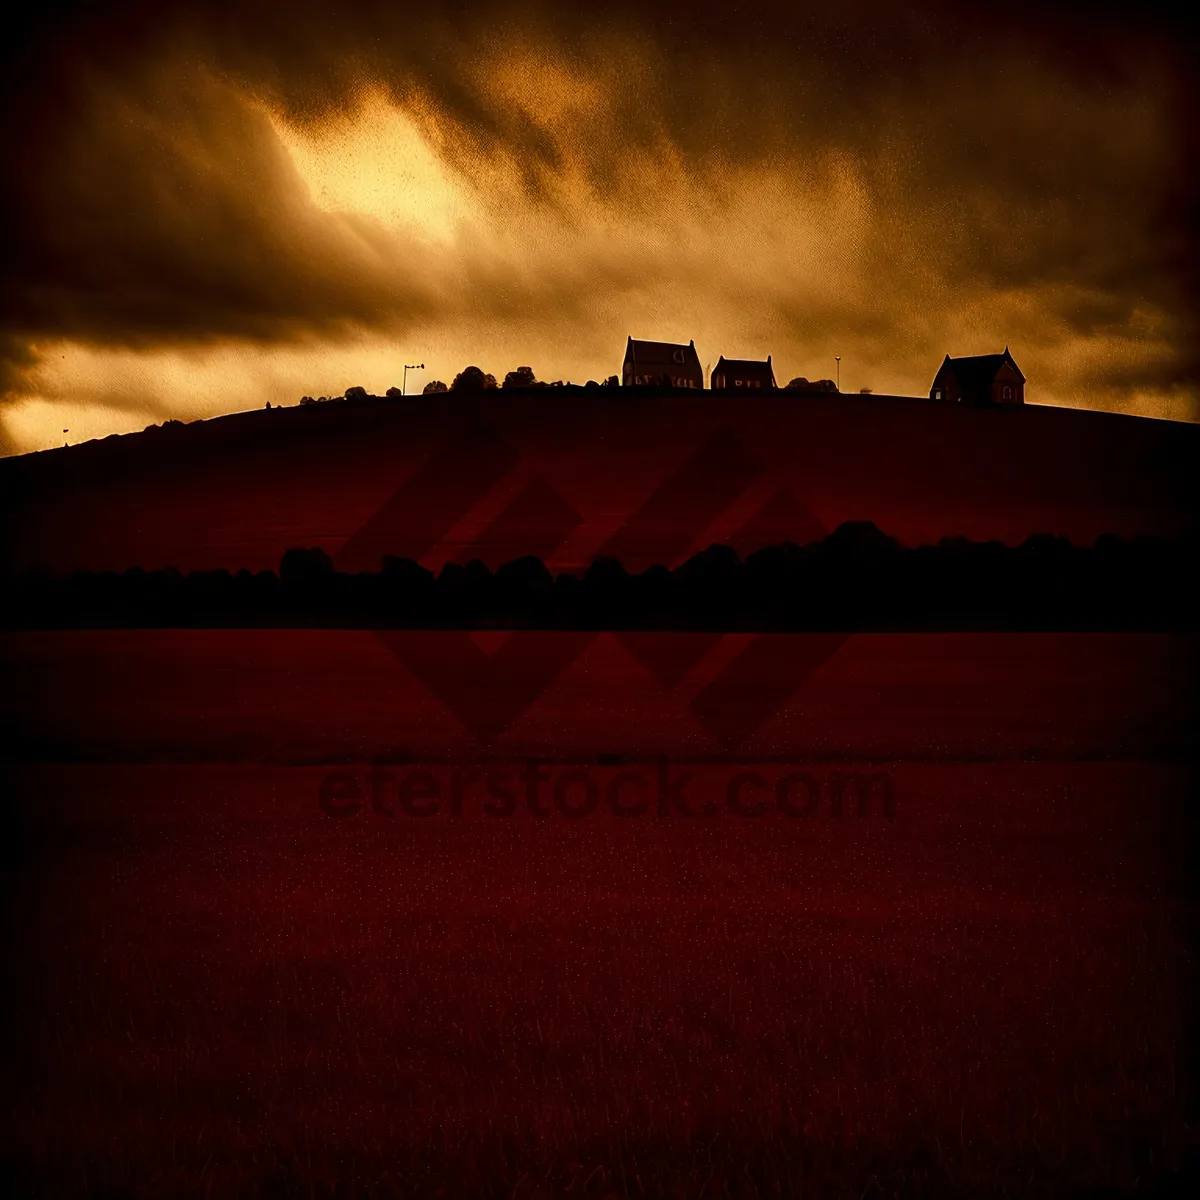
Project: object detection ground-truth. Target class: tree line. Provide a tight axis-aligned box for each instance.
[3,524,1195,630]
[296,365,622,406]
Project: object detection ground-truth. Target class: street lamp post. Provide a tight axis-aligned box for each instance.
[402,363,424,396]
[835,356,841,392]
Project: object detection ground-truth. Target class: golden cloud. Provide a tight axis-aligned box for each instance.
[1,1,1196,454]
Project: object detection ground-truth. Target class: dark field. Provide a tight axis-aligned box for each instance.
[2,631,1198,1196]
[3,631,1196,762]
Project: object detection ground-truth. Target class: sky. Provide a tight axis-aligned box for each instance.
[1,0,1197,454]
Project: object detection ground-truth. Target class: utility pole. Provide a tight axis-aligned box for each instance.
[402,363,424,396]
[835,356,841,392]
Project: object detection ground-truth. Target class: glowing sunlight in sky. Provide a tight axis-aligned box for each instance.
[269,91,470,243]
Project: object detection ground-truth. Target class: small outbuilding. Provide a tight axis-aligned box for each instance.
[711,355,776,391]
[930,347,1025,406]
[623,337,704,389]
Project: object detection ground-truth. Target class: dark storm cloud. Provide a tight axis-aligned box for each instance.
[0,53,440,343]
[0,0,1196,432]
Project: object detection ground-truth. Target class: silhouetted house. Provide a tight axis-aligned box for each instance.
[711,355,776,391]
[930,347,1025,406]
[623,337,703,388]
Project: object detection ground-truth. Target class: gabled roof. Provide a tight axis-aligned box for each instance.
[941,346,1025,392]
[625,336,702,368]
[714,355,773,373]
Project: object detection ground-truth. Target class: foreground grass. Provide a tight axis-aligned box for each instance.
[4,762,1197,1196]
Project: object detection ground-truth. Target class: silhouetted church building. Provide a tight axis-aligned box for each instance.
[930,347,1025,406]
[623,337,704,388]
[711,355,776,391]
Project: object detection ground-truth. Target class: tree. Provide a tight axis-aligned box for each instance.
[345,385,368,402]
[451,366,497,391]
[385,386,403,398]
[422,379,448,394]
[503,366,538,389]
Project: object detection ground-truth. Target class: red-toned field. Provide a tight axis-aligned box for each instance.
[3,396,1197,1194]
[2,391,1197,577]
[2,630,1196,1196]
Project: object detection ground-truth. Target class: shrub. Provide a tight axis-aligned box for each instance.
[423,380,448,394]
[785,378,839,393]
[503,366,538,389]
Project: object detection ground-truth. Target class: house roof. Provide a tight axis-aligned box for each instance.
[714,355,773,372]
[625,337,702,369]
[942,347,1025,392]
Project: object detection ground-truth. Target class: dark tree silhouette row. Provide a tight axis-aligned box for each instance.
[3,523,1195,631]
[295,365,622,405]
